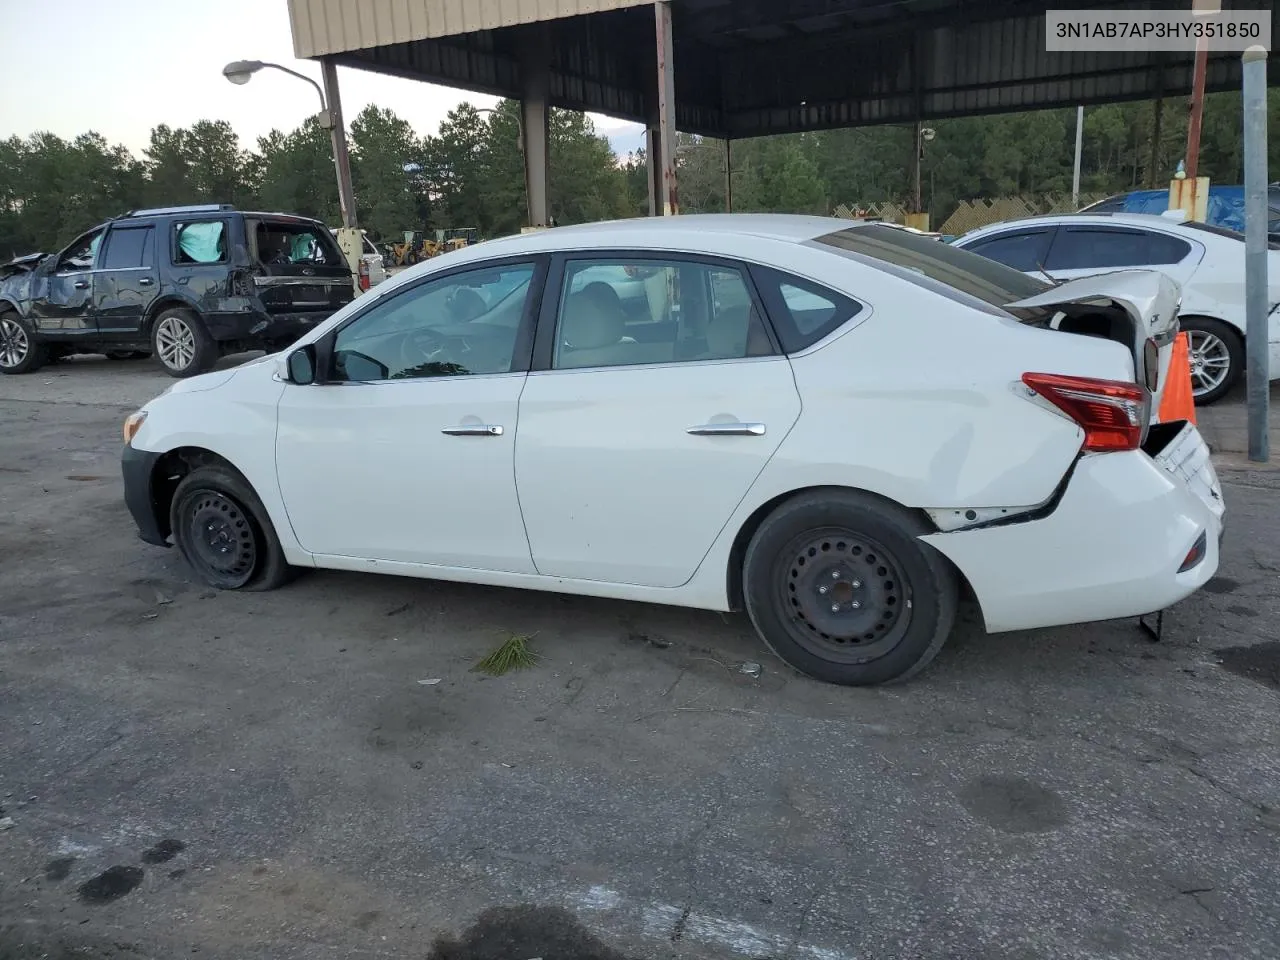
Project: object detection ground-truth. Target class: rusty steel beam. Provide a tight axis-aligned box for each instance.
[320,58,358,228]
[654,1,678,215]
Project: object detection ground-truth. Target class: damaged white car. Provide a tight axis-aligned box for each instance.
[121,215,1224,685]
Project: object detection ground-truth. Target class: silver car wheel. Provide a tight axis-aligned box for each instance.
[0,318,29,368]
[155,315,196,372]
[1186,329,1232,398]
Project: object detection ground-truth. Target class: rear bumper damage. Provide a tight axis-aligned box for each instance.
[203,309,340,347]
[921,423,1224,633]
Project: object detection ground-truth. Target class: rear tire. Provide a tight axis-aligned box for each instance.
[1182,317,1243,406]
[0,313,47,375]
[169,466,296,592]
[151,307,217,378]
[743,489,959,686]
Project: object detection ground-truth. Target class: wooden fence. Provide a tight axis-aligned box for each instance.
[833,193,1110,236]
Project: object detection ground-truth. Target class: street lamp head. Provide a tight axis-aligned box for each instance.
[222,60,265,85]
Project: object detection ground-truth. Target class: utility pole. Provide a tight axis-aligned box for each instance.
[1185,0,1219,180]
[1242,46,1270,463]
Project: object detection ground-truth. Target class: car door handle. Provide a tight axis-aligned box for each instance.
[441,424,504,436]
[687,422,766,436]
[73,280,89,290]
[138,277,154,286]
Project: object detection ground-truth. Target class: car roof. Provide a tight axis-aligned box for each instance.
[442,213,874,262]
[959,211,1207,237]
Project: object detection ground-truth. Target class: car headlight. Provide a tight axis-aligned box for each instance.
[123,411,147,445]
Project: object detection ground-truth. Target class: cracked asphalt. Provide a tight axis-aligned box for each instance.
[2,357,1279,960]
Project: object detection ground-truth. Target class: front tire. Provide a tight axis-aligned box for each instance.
[0,313,47,375]
[170,466,295,591]
[151,308,217,378]
[743,490,959,686]
[1182,317,1243,406]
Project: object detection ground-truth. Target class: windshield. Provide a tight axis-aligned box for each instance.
[813,225,1051,316]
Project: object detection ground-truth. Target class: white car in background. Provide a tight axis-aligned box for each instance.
[121,215,1223,686]
[953,211,1280,404]
[331,228,388,289]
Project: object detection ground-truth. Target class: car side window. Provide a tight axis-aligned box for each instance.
[749,266,863,353]
[1045,227,1191,270]
[330,262,536,382]
[101,227,155,270]
[552,258,772,370]
[174,220,228,265]
[964,229,1055,272]
[57,228,105,273]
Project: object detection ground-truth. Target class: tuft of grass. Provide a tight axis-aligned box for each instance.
[472,631,540,676]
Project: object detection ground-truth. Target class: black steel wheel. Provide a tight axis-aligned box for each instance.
[169,465,297,591]
[743,489,958,686]
[776,528,912,664]
[177,490,258,588]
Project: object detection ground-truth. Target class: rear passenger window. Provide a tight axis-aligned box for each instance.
[750,267,862,353]
[174,221,228,264]
[101,227,154,270]
[1046,227,1191,270]
[964,229,1054,272]
[552,258,774,370]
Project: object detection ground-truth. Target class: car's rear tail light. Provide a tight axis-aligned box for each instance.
[1178,531,1208,572]
[229,268,256,298]
[1021,372,1150,452]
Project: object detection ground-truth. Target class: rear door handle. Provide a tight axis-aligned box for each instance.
[441,424,504,436]
[73,280,89,290]
[138,277,154,286]
[687,422,766,436]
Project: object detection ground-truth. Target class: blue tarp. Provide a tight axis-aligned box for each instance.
[1114,187,1247,232]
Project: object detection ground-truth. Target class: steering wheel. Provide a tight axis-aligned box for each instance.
[394,327,448,371]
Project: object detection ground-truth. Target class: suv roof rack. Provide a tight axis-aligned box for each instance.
[122,203,235,218]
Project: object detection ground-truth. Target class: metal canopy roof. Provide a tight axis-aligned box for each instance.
[289,0,1279,139]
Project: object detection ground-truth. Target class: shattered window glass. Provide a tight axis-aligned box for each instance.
[57,228,105,272]
[253,221,345,267]
[175,221,227,264]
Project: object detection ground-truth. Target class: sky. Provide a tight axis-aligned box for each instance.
[1,0,645,158]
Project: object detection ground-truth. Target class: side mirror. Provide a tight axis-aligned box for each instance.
[286,344,317,385]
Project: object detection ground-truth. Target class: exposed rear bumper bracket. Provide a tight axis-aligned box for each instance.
[1137,609,1165,643]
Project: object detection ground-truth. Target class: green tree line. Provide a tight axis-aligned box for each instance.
[1,90,1273,260]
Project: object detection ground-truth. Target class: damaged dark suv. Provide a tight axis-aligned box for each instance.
[0,204,355,378]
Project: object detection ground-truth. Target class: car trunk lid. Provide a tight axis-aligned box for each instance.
[1007,269,1181,416]
[245,216,354,314]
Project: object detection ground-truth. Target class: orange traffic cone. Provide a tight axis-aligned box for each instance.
[1158,331,1197,426]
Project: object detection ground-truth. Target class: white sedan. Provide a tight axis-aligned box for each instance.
[953,211,1280,404]
[121,215,1225,686]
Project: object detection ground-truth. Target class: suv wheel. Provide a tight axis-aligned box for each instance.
[0,313,47,375]
[152,307,217,378]
[743,490,959,686]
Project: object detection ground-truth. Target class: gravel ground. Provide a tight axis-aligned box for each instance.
[1,355,1278,960]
